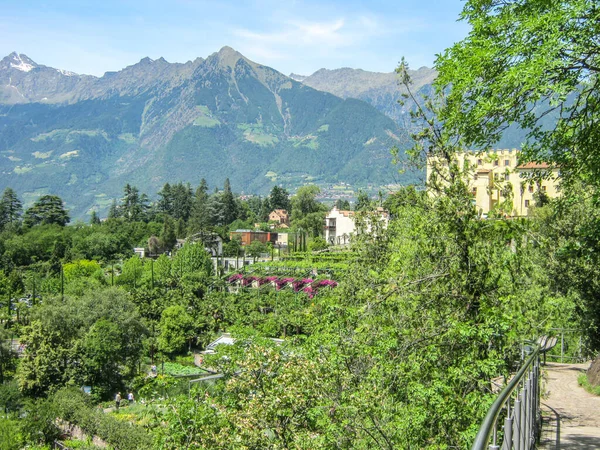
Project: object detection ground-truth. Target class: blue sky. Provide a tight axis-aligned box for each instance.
[0,0,470,77]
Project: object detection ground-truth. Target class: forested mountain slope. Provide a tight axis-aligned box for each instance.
[0,48,412,219]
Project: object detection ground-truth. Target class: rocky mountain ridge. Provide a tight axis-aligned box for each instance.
[0,51,204,104]
[295,66,437,123]
[0,47,414,219]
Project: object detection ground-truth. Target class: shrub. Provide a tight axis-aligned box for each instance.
[51,388,152,450]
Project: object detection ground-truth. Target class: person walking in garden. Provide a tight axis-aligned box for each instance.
[128,391,134,405]
[115,392,122,410]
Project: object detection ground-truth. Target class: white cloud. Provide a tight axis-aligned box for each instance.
[235,18,350,49]
[230,12,429,74]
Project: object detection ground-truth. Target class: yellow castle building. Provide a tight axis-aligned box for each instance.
[426,149,560,217]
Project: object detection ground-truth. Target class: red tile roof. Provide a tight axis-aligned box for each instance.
[516,162,550,169]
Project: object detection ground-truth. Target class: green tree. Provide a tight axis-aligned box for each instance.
[267,186,291,212]
[436,0,600,186]
[308,236,328,252]
[175,218,187,239]
[383,185,424,214]
[108,198,119,219]
[354,190,372,211]
[0,329,17,384]
[23,195,69,227]
[205,193,227,226]
[537,187,600,350]
[19,398,60,446]
[63,259,103,283]
[295,212,326,238]
[0,188,22,230]
[171,183,193,221]
[18,288,145,398]
[0,416,22,450]
[120,184,146,222]
[222,178,237,225]
[120,256,144,289]
[171,242,213,280]
[189,179,210,232]
[432,0,600,355]
[0,381,22,414]
[154,343,332,449]
[158,305,195,356]
[89,210,101,225]
[160,216,177,251]
[157,183,173,216]
[289,186,328,238]
[80,319,127,399]
[291,184,326,221]
[245,240,267,261]
[223,236,242,258]
[17,321,70,397]
[334,199,351,210]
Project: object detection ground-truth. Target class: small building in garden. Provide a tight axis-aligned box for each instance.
[230,230,278,246]
[201,333,284,355]
[275,232,288,247]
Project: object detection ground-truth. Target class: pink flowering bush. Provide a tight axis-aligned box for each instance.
[255,277,269,286]
[303,285,316,299]
[275,277,295,290]
[226,274,339,297]
[241,276,258,286]
[313,279,338,288]
[292,279,313,292]
[228,273,244,283]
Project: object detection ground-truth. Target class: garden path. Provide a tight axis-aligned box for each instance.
[539,362,600,449]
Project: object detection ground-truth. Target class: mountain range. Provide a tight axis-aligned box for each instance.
[0,47,423,219]
[293,66,436,123]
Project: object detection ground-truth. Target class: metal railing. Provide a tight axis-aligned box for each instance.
[545,328,585,363]
[472,345,541,450]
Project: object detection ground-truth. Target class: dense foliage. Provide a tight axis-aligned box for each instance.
[433,0,600,352]
[0,176,588,448]
[2,1,600,447]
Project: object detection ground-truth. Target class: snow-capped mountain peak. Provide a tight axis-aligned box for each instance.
[8,52,37,72]
[56,68,77,77]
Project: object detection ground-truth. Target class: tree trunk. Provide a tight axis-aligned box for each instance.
[588,355,600,387]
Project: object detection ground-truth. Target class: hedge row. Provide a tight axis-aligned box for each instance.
[52,388,153,450]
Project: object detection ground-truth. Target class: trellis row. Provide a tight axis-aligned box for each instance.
[227,274,338,298]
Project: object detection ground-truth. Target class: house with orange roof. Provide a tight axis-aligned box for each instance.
[268,209,290,228]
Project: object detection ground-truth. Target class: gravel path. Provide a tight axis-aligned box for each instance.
[539,362,600,449]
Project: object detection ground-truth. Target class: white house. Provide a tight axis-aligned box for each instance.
[324,208,355,245]
[324,207,390,245]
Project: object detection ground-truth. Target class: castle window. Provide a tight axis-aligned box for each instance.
[472,187,477,196]
[528,185,534,193]
[504,173,509,181]
[494,160,499,166]
[477,159,483,166]
[504,159,510,166]
[525,200,530,207]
